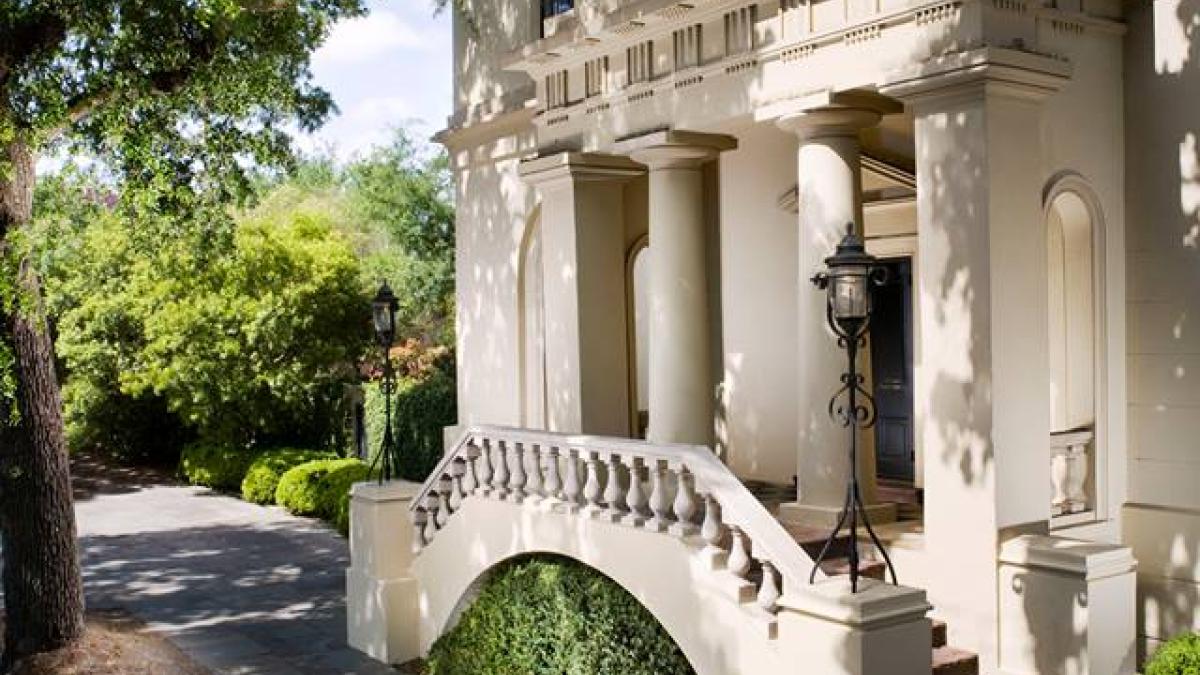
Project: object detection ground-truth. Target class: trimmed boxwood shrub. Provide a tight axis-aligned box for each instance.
[276,458,367,522]
[319,460,370,535]
[426,555,695,675]
[1147,632,1200,675]
[180,443,262,491]
[241,448,336,505]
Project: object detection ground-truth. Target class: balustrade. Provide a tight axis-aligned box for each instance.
[405,426,822,619]
[1049,427,1094,520]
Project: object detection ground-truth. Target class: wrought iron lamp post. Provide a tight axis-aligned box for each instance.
[369,281,402,484]
[807,224,899,593]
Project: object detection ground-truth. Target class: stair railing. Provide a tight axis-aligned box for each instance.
[409,425,823,615]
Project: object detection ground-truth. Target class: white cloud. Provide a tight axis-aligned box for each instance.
[314,10,425,67]
[298,96,420,160]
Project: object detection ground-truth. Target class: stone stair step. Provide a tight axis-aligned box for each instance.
[932,619,947,649]
[819,557,887,581]
[933,646,979,675]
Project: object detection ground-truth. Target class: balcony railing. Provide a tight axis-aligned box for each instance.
[1049,426,1094,525]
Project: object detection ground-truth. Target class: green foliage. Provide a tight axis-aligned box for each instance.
[180,443,262,492]
[319,460,370,535]
[1,0,367,203]
[275,457,365,520]
[241,448,336,505]
[1147,633,1200,675]
[426,556,695,675]
[364,355,457,482]
[43,175,369,451]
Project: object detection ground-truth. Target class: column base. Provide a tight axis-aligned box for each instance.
[346,567,420,665]
[777,500,897,530]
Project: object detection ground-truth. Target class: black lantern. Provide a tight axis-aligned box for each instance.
[372,281,399,348]
[808,224,898,593]
[368,281,403,484]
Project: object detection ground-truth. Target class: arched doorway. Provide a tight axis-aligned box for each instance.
[626,236,650,438]
[519,209,548,429]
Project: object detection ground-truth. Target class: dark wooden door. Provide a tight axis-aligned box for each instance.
[870,258,915,482]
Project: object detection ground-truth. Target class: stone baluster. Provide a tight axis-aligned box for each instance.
[603,454,627,522]
[622,456,649,526]
[648,460,672,532]
[411,507,428,554]
[424,494,440,544]
[727,525,751,578]
[670,467,699,536]
[509,442,528,503]
[700,494,725,552]
[462,446,479,494]
[582,451,603,516]
[562,448,582,511]
[448,461,466,512]
[543,446,563,503]
[525,444,545,504]
[491,439,510,499]
[435,478,451,527]
[474,441,493,497]
[1066,442,1089,513]
[757,559,781,612]
[1050,445,1070,516]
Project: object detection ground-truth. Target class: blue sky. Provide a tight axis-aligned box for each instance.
[298,1,454,160]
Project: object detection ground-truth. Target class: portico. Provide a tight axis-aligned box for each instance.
[428,0,1147,672]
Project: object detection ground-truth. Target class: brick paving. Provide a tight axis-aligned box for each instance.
[2,454,397,675]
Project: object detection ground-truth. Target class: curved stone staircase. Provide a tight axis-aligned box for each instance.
[403,426,938,675]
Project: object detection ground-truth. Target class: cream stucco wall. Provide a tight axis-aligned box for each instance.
[449,121,538,427]
[1123,0,1200,656]
[717,122,801,482]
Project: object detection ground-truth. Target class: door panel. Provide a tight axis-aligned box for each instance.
[870,258,915,482]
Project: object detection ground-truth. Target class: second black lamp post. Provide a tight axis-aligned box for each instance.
[807,224,899,593]
[370,281,403,484]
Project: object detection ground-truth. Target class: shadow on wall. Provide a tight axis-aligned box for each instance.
[1128,0,1200,659]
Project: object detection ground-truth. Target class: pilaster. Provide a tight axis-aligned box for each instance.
[879,46,1070,674]
[519,152,644,435]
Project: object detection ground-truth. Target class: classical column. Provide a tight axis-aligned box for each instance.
[880,46,1068,674]
[615,130,737,446]
[519,153,644,435]
[771,91,900,529]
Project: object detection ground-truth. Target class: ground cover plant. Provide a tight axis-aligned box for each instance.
[1147,632,1200,675]
[426,555,695,675]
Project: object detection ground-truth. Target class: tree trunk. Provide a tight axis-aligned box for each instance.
[0,140,85,669]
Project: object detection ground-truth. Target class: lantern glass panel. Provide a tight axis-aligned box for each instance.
[372,302,392,336]
[831,266,869,320]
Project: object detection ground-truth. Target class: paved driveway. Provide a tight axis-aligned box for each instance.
[3,456,397,675]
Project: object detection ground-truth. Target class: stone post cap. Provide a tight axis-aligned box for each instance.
[779,578,931,628]
[350,480,423,504]
[998,535,1137,580]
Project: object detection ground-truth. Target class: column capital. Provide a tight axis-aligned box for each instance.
[519,151,645,188]
[879,46,1071,106]
[613,129,738,169]
[759,88,902,139]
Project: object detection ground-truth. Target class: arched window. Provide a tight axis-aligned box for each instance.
[1046,189,1096,432]
[519,210,547,429]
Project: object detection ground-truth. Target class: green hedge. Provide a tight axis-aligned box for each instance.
[241,448,336,505]
[276,458,368,533]
[1148,633,1200,675]
[426,555,695,675]
[364,368,456,482]
[320,460,370,535]
[180,444,263,491]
